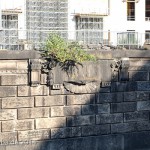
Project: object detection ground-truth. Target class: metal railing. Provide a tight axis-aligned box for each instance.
[0,29,148,50]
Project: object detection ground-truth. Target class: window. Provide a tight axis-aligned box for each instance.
[145,30,150,43]
[127,1,135,21]
[117,30,138,49]
[2,14,18,29]
[145,0,150,21]
[76,17,103,44]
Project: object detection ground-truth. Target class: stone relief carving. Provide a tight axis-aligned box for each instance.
[110,59,122,81]
[110,58,130,81]
[63,80,100,94]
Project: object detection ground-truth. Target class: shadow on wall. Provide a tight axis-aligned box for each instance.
[37,57,150,150]
[2,54,150,150]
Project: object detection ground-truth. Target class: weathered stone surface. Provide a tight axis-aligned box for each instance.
[82,105,96,115]
[0,132,17,145]
[67,94,95,105]
[124,92,150,101]
[51,134,123,150]
[40,74,47,85]
[96,113,123,124]
[18,130,50,141]
[124,111,149,122]
[124,131,150,150]
[36,117,66,129]
[111,122,136,133]
[18,107,49,119]
[137,81,150,91]
[111,82,137,92]
[2,97,34,108]
[111,102,137,113]
[35,96,65,106]
[136,121,150,131]
[129,71,149,81]
[18,86,49,96]
[97,104,110,114]
[18,86,30,96]
[67,115,95,127]
[51,106,81,117]
[96,93,123,103]
[137,101,150,110]
[51,127,81,139]
[0,109,17,120]
[0,74,28,85]
[0,86,16,98]
[0,50,40,59]
[82,125,110,136]
[2,120,34,132]
[31,86,49,96]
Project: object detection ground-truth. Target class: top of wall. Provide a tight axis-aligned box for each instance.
[1,49,150,60]
[0,50,41,60]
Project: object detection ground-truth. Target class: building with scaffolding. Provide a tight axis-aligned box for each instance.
[0,0,150,50]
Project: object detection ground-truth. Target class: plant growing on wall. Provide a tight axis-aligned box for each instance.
[41,33,95,74]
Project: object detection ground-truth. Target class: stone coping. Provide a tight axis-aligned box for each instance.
[0,50,41,60]
[0,49,150,60]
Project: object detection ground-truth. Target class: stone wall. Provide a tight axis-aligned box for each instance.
[1,50,150,150]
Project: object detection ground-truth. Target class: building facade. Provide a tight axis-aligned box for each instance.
[0,0,150,50]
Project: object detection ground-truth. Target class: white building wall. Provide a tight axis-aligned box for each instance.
[0,0,26,39]
[68,0,150,46]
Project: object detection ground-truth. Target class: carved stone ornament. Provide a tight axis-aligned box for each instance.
[110,58,130,81]
[63,80,100,94]
[110,59,122,80]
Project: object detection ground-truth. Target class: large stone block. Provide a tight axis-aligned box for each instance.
[18,107,49,119]
[136,121,150,131]
[35,96,65,107]
[36,117,66,129]
[31,86,49,96]
[97,104,110,114]
[2,120,34,132]
[40,74,47,85]
[82,124,110,136]
[124,91,149,101]
[0,132,17,145]
[0,109,17,120]
[51,127,81,139]
[124,131,150,150]
[137,81,150,91]
[67,115,95,127]
[111,102,137,113]
[51,106,81,117]
[18,86,30,96]
[18,130,50,141]
[67,94,95,105]
[0,74,28,85]
[81,105,96,115]
[124,111,149,122]
[2,97,34,108]
[111,82,137,92]
[111,122,136,133]
[129,71,149,81]
[0,60,28,70]
[0,87,16,98]
[137,101,150,110]
[96,93,123,103]
[96,113,123,124]
[18,86,49,96]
